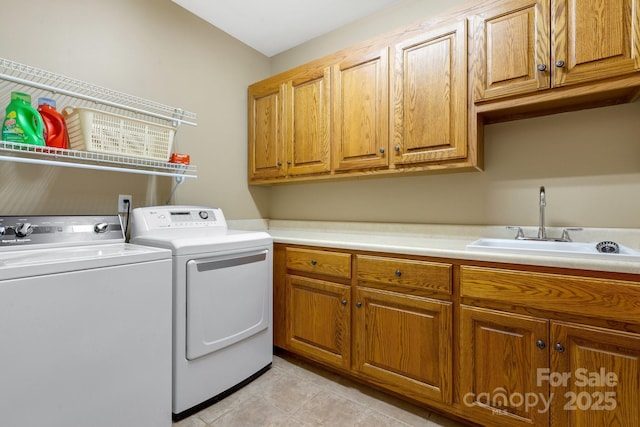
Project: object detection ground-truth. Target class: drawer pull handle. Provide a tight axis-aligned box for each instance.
[555,343,565,353]
[310,260,317,266]
[356,301,362,308]
[395,270,402,277]
[536,340,546,350]
[341,299,347,306]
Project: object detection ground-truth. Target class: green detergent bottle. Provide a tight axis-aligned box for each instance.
[2,92,46,146]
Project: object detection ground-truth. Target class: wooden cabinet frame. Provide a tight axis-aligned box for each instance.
[274,243,640,427]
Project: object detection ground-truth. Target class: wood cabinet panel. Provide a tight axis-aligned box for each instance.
[286,247,351,279]
[553,0,640,87]
[459,305,550,426]
[333,48,389,171]
[460,265,640,323]
[356,254,451,294]
[392,19,468,164]
[248,82,285,179]
[273,244,287,348]
[471,0,550,101]
[472,0,640,102]
[286,275,351,368]
[285,67,331,176]
[550,321,640,427]
[354,287,452,404]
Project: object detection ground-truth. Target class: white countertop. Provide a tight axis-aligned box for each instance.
[228,220,640,275]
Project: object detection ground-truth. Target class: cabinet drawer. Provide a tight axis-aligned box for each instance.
[286,248,351,279]
[356,255,451,294]
[460,266,640,323]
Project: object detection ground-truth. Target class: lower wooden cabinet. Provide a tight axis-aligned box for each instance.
[459,305,550,426]
[286,275,351,369]
[354,287,452,404]
[275,243,640,427]
[459,305,640,427]
[278,244,454,407]
[550,321,640,427]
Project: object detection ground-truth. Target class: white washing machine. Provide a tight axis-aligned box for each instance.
[130,206,273,420]
[0,214,173,427]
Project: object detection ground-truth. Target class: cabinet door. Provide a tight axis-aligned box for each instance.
[248,81,286,180]
[353,287,452,404]
[459,306,550,427]
[471,0,551,101]
[286,275,351,369]
[284,67,331,176]
[550,321,640,427]
[392,19,467,165]
[333,48,389,171]
[552,0,640,87]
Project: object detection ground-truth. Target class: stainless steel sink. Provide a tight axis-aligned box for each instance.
[466,238,640,261]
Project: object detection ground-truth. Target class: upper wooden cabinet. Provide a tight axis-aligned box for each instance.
[472,0,640,102]
[248,81,285,180]
[391,19,468,164]
[553,0,640,87]
[332,48,390,171]
[285,67,332,176]
[248,67,331,181]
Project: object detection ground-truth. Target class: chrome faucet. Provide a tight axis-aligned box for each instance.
[507,186,583,241]
[538,186,546,240]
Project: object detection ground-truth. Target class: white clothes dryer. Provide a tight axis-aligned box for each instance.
[130,206,273,420]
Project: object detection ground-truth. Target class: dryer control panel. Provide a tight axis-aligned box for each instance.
[131,206,227,234]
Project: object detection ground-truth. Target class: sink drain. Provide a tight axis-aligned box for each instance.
[596,241,620,254]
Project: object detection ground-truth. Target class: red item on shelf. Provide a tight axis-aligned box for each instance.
[169,153,190,164]
[37,98,69,149]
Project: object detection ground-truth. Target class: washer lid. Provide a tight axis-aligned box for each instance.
[0,243,171,280]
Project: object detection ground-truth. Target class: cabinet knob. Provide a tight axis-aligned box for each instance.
[554,343,565,353]
[277,162,282,167]
[341,299,347,306]
[394,145,401,152]
[287,160,292,165]
[537,64,547,72]
[379,148,385,154]
[555,60,566,68]
[536,340,546,350]
[395,269,402,277]
[310,259,317,266]
[356,301,362,308]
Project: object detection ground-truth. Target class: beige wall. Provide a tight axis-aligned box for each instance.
[0,0,271,218]
[267,0,640,229]
[2,0,639,229]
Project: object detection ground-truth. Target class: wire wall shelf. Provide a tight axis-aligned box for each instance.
[0,142,196,178]
[0,57,198,178]
[0,58,197,126]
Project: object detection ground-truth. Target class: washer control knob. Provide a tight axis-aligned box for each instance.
[15,223,33,238]
[94,222,109,233]
[199,211,209,220]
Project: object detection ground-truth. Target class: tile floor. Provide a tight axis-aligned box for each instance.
[172,353,468,427]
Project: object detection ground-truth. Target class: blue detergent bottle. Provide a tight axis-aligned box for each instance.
[2,92,46,146]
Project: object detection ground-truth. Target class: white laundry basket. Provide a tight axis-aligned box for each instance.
[63,107,175,161]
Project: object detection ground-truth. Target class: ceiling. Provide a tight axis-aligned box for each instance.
[171,0,401,57]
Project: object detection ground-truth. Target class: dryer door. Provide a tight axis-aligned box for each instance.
[185,248,271,360]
